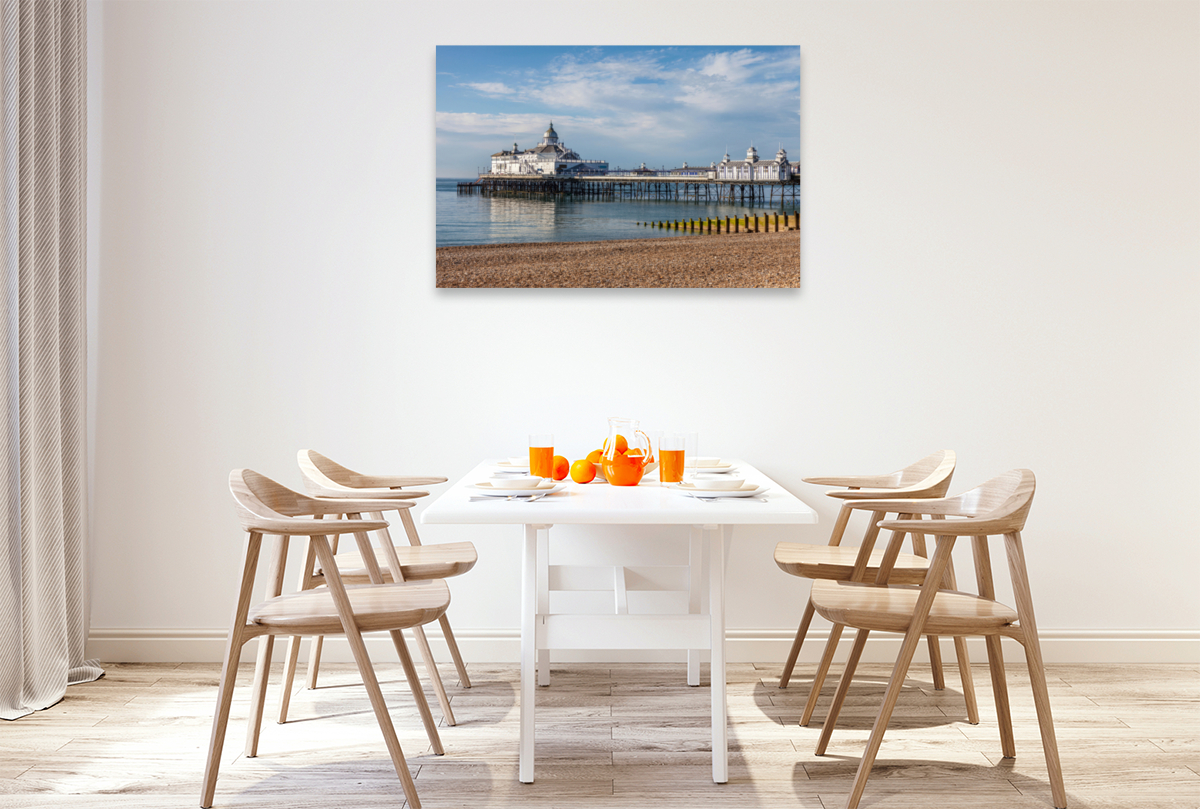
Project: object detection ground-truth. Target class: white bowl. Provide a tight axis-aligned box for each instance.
[688,457,723,468]
[497,476,543,489]
[508,456,529,466]
[691,476,745,491]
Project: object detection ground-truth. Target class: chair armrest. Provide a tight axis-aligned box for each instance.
[840,496,958,514]
[308,497,416,516]
[249,517,389,536]
[310,488,429,500]
[878,516,1009,536]
[803,474,898,488]
[357,474,447,488]
[828,486,940,501]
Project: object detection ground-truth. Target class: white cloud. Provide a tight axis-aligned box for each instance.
[461,82,517,96]
[698,49,769,82]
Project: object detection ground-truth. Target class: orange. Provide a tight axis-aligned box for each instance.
[586,448,603,464]
[551,455,569,481]
[602,435,629,455]
[626,448,644,456]
[569,459,597,484]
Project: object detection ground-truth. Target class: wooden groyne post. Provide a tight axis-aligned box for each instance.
[638,211,799,236]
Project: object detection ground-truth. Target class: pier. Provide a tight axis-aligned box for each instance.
[457,174,801,207]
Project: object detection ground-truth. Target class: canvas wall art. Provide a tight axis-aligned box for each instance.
[436,46,800,289]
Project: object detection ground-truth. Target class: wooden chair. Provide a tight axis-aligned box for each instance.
[775,450,978,727]
[203,469,450,809]
[809,469,1066,809]
[274,450,475,728]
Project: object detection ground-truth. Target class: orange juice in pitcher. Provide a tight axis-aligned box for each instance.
[601,417,655,486]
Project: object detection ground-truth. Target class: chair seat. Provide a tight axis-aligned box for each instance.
[318,541,477,583]
[810,580,1018,636]
[774,542,931,585]
[249,580,451,635]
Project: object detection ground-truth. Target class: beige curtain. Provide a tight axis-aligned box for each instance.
[0,0,98,721]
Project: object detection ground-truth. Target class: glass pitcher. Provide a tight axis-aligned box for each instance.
[602,416,655,486]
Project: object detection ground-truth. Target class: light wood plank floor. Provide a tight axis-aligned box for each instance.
[1,660,1197,808]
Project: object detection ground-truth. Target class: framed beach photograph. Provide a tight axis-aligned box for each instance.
[436,46,800,289]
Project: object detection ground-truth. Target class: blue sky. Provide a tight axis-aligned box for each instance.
[436,46,800,178]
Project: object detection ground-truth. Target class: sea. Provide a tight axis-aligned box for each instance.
[436,178,793,248]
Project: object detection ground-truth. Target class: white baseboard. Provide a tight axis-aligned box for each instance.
[87,626,1200,665]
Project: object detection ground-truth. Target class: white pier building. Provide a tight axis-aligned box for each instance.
[715,145,793,181]
[488,123,608,176]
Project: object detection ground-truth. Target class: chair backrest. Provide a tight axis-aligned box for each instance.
[828,450,957,502]
[940,469,1036,534]
[895,450,956,488]
[296,449,445,498]
[874,469,1036,537]
[298,450,374,491]
[230,468,318,530]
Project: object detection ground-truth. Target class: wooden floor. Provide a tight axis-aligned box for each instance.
[1,660,1197,808]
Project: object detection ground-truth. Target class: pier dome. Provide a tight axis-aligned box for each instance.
[541,122,559,145]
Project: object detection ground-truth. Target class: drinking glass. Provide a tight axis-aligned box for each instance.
[682,432,699,481]
[528,433,554,478]
[658,432,686,483]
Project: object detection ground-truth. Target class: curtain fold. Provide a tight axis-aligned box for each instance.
[0,0,98,721]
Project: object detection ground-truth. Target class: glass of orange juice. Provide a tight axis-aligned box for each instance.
[658,432,686,483]
[529,433,554,478]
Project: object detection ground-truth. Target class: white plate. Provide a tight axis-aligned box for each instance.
[685,459,733,471]
[472,480,563,496]
[495,460,529,470]
[673,482,768,498]
[688,465,737,475]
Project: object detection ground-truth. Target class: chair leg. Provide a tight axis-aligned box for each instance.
[439,613,472,688]
[311,535,424,808]
[201,533,262,809]
[200,631,248,808]
[985,634,1015,756]
[910,530,947,691]
[353,631,423,807]
[801,622,843,726]
[1006,532,1067,808]
[244,535,289,755]
[305,635,325,688]
[925,635,946,690]
[779,597,816,688]
[412,623,457,726]
[953,635,980,724]
[840,535,957,809]
[244,635,275,757]
[277,634,303,723]
[940,555,979,722]
[842,626,925,809]
[815,628,870,755]
[389,628,445,756]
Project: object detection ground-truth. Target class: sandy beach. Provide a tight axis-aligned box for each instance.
[436,231,800,288]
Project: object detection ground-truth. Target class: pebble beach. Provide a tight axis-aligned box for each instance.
[436,231,800,288]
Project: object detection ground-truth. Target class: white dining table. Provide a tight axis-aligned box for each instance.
[420,459,818,784]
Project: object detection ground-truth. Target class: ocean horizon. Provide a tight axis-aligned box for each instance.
[436,177,797,248]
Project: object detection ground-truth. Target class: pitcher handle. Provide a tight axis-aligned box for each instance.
[635,430,655,463]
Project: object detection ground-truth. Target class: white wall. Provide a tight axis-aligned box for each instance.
[87,0,1200,663]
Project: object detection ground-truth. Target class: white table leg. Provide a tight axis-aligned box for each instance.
[537,526,550,687]
[710,524,730,783]
[520,524,538,783]
[688,527,703,687]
